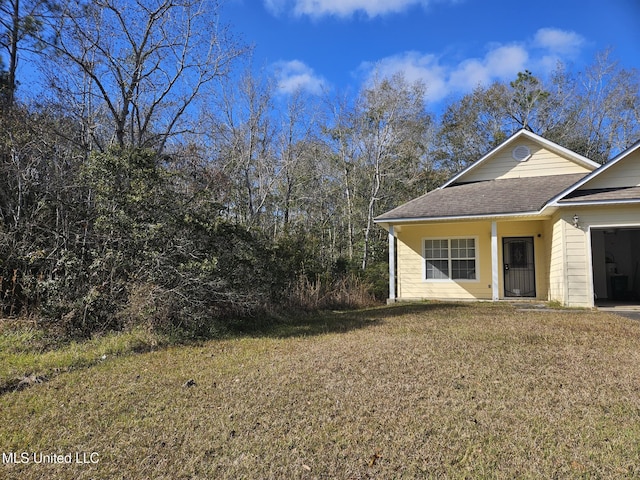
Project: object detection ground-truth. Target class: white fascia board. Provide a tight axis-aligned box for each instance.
[373,210,546,225]
[554,198,640,207]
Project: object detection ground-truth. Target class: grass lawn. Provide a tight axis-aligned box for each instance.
[2,302,640,479]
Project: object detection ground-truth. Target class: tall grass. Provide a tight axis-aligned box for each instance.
[287,273,377,310]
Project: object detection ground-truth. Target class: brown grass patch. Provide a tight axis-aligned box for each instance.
[2,302,640,478]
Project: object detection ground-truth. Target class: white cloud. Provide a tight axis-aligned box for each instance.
[485,45,530,78]
[532,28,586,72]
[272,60,328,95]
[265,0,434,18]
[360,52,449,102]
[534,28,586,56]
[448,45,529,89]
[358,28,585,106]
[360,45,528,104]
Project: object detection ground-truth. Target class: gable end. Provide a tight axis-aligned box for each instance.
[442,129,599,187]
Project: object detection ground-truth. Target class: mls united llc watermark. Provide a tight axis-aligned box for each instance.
[2,451,99,465]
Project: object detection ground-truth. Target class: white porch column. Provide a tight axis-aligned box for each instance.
[491,221,499,301]
[388,225,396,301]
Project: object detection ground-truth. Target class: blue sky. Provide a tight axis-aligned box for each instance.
[222,0,640,109]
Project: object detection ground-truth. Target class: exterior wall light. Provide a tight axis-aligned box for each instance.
[573,214,579,228]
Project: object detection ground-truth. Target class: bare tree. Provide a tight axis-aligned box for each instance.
[573,50,640,162]
[210,69,278,226]
[324,73,432,269]
[43,0,246,152]
[357,73,431,269]
[274,88,320,232]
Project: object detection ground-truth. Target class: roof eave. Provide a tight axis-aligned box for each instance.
[557,198,640,207]
[373,210,547,225]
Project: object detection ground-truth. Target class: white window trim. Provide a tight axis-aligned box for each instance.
[423,236,480,283]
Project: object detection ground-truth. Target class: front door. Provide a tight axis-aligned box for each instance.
[503,237,536,297]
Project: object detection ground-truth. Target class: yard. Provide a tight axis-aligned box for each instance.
[2,302,640,479]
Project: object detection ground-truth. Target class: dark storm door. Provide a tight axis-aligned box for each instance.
[503,237,536,297]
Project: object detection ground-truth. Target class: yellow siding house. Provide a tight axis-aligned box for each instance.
[375,129,640,308]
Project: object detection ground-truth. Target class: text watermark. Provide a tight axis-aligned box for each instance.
[2,452,99,465]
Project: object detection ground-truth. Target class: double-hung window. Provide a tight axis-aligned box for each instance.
[424,238,477,280]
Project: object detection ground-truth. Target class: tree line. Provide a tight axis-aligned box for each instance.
[1,0,639,336]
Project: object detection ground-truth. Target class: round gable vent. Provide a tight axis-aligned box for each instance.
[512,145,531,162]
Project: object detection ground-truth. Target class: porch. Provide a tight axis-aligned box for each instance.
[387,218,551,303]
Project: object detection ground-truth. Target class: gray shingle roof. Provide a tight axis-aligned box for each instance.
[559,186,640,203]
[375,173,586,222]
